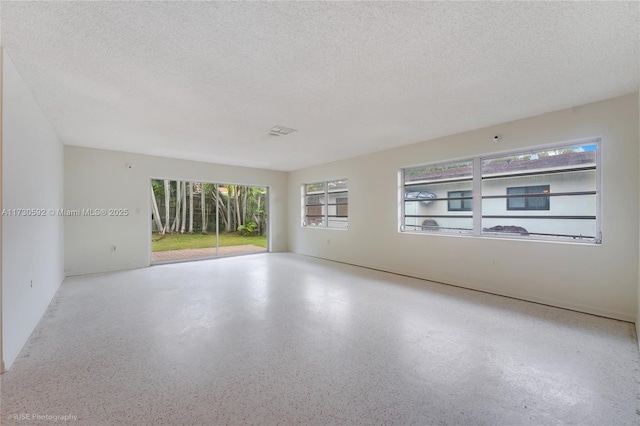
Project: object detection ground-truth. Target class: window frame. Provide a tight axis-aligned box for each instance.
[399,137,601,244]
[401,159,474,235]
[302,179,349,229]
[335,197,349,217]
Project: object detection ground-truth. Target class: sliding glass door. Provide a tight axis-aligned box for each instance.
[150,179,267,263]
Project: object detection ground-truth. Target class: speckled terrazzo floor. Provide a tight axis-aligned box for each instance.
[1,253,639,425]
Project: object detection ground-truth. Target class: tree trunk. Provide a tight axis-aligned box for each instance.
[216,191,228,230]
[181,181,187,234]
[163,180,171,234]
[201,184,208,234]
[242,187,248,225]
[172,181,181,232]
[226,186,232,233]
[256,194,262,234]
[234,186,241,229]
[151,182,163,233]
[188,182,194,233]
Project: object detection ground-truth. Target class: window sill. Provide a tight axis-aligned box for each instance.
[302,226,348,231]
[399,230,601,246]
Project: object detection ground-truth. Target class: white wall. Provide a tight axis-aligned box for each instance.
[289,93,640,322]
[2,51,65,369]
[64,146,288,276]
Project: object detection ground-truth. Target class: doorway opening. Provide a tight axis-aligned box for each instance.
[150,179,268,264]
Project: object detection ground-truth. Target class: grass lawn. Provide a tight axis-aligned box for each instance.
[152,232,267,252]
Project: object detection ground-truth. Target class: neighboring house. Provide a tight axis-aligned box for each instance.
[404,150,597,240]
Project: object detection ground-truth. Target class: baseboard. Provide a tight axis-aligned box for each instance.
[296,252,635,323]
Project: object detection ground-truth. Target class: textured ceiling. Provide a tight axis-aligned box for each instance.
[1,2,639,171]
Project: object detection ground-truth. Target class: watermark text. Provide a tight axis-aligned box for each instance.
[7,413,77,422]
[2,208,129,217]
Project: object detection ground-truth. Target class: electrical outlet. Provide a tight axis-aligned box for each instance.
[327,239,331,245]
[30,280,33,288]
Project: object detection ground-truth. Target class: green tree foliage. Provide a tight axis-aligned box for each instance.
[151,180,267,236]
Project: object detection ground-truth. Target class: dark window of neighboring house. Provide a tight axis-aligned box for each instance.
[507,185,550,210]
[448,190,473,211]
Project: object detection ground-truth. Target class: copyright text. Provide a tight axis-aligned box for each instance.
[2,208,129,217]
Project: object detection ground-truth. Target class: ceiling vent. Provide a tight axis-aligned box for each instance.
[268,125,297,136]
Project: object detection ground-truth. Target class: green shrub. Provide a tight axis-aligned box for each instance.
[237,221,258,235]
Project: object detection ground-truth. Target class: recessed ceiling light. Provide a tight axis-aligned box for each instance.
[268,125,297,136]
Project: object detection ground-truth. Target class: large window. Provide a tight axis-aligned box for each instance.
[303,179,348,229]
[401,139,600,243]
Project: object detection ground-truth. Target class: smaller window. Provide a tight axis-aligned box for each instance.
[507,185,550,210]
[448,190,473,211]
[303,179,348,228]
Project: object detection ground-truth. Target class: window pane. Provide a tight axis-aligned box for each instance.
[328,217,348,229]
[405,160,473,184]
[327,181,348,228]
[306,195,323,205]
[448,190,472,211]
[404,199,473,234]
[305,217,325,227]
[403,217,473,234]
[327,180,348,192]
[483,199,596,240]
[305,182,325,194]
[403,161,473,233]
[482,143,597,240]
[305,206,324,216]
[448,198,462,210]
[506,187,527,209]
[335,197,348,217]
[481,144,596,176]
[527,185,550,210]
